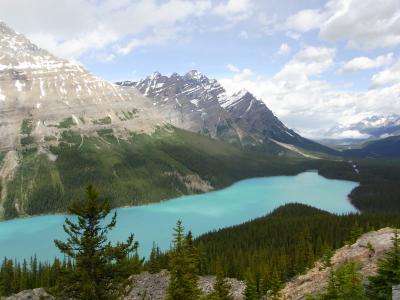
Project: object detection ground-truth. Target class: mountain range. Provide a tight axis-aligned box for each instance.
[116,72,335,155]
[321,114,400,145]
[1,20,397,219]
[0,21,330,219]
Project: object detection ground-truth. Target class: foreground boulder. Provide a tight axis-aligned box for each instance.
[4,288,54,300]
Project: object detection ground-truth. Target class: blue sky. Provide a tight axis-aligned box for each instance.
[1,0,399,138]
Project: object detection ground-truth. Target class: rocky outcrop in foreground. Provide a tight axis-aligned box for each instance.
[4,288,54,300]
[281,227,397,300]
[4,271,245,300]
[126,270,245,300]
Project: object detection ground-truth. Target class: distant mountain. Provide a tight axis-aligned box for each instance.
[351,114,400,138]
[343,135,400,158]
[325,114,400,145]
[117,71,336,155]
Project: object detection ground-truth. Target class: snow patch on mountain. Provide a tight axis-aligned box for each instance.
[328,114,400,140]
[117,71,335,155]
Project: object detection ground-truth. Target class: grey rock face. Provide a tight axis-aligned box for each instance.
[119,71,233,138]
[118,71,335,155]
[0,22,164,152]
[0,21,167,217]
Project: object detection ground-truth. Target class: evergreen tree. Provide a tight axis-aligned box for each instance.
[315,262,367,300]
[0,258,13,296]
[244,276,258,300]
[346,224,364,245]
[166,221,201,300]
[207,266,233,300]
[147,242,162,274]
[367,230,400,299]
[267,268,283,299]
[54,185,139,300]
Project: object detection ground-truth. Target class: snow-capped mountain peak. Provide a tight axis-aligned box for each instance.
[0,21,163,151]
[116,71,335,155]
[327,114,400,140]
[184,70,206,81]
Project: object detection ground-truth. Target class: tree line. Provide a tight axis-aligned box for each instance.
[1,188,400,299]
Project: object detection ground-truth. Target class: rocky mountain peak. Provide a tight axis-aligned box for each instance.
[184,70,208,82]
[149,71,162,80]
[116,70,336,155]
[0,21,164,151]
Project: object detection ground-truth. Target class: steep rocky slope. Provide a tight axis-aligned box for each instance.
[0,22,164,152]
[117,72,336,155]
[0,21,171,218]
[281,227,398,299]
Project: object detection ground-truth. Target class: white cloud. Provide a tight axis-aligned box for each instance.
[370,58,400,88]
[0,0,212,60]
[283,0,400,49]
[328,130,371,139]
[277,43,291,56]
[284,9,327,32]
[226,64,240,73]
[320,0,400,49]
[218,46,400,138]
[214,0,253,21]
[340,53,394,72]
[274,46,336,81]
[116,26,181,55]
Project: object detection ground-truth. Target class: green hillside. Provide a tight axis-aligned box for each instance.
[1,127,310,219]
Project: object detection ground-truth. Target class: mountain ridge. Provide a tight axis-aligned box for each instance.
[116,71,337,156]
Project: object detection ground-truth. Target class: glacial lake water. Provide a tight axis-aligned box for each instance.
[0,171,358,261]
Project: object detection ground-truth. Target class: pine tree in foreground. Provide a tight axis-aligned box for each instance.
[367,230,400,300]
[54,185,141,300]
[147,242,163,274]
[206,266,233,300]
[166,220,201,300]
[243,276,258,300]
[307,262,367,300]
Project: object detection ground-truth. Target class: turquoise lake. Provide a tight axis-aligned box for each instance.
[0,171,358,261]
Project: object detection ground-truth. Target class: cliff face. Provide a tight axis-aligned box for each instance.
[281,227,397,300]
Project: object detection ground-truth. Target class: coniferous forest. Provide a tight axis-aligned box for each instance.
[1,195,400,299]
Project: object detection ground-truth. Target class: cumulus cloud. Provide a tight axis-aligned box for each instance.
[340,53,394,72]
[328,130,371,139]
[0,0,212,60]
[283,0,400,49]
[370,58,400,88]
[277,43,291,56]
[226,64,241,73]
[218,47,400,138]
[214,0,254,21]
[284,9,328,32]
[274,46,336,81]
